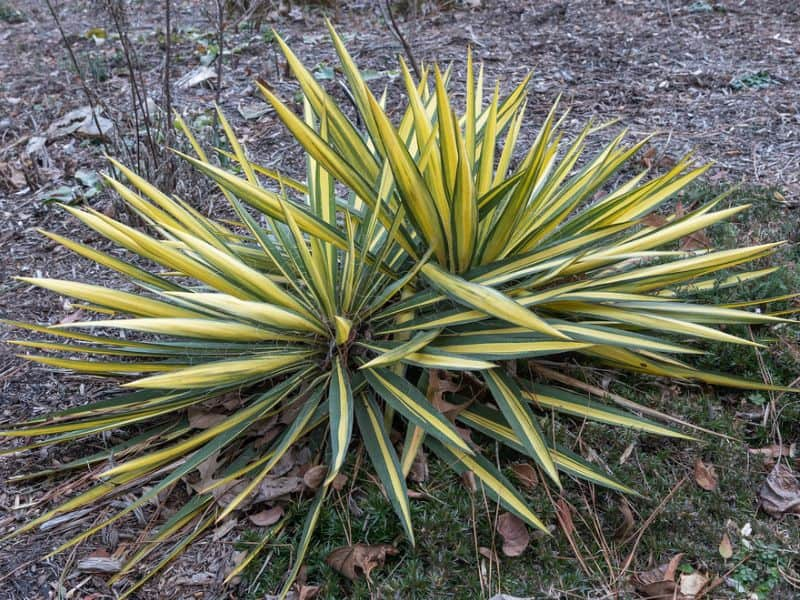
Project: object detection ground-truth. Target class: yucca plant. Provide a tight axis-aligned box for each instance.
[3,24,795,597]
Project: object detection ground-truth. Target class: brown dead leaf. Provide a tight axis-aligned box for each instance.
[758,462,800,517]
[461,471,477,493]
[478,546,498,563]
[510,463,538,489]
[57,310,85,325]
[679,229,711,251]
[298,585,320,600]
[258,476,305,503]
[555,497,575,536]
[632,554,688,599]
[634,553,684,586]
[640,146,656,169]
[427,369,466,420]
[325,543,398,582]
[718,532,733,559]
[642,213,668,228]
[496,512,529,557]
[634,580,686,599]
[679,571,709,597]
[249,506,284,527]
[694,459,718,491]
[614,497,636,541]
[303,465,327,490]
[409,449,429,483]
[213,518,238,541]
[331,473,348,491]
[188,406,228,429]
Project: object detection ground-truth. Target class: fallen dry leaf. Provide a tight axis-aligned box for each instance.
[409,448,429,483]
[679,571,709,597]
[461,470,477,493]
[188,406,228,429]
[303,465,327,490]
[679,229,711,251]
[331,473,348,491]
[478,546,498,562]
[614,497,636,541]
[555,497,575,537]
[213,518,238,541]
[694,459,718,491]
[249,506,284,527]
[510,463,538,489]
[633,580,686,600]
[496,512,529,557]
[634,553,683,586]
[718,532,733,559]
[427,369,466,420]
[632,554,688,599]
[298,585,320,600]
[258,475,305,503]
[325,543,398,582]
[758,462,800,517]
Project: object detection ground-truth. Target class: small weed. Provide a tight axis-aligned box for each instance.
[730,71,778,91]
[0,1,25,23]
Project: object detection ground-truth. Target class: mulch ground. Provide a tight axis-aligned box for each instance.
[0,0,798,598]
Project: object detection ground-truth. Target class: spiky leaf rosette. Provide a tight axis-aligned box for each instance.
[2,25,795,597]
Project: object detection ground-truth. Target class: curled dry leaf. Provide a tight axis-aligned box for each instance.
[510,462,538,489]
[614,497,636,541]
[461,470,477,493]
[409,448,429,483]
[679,571,709,597]
[496,512,529,557]
[427,369,465,420]
[631,553,688,600]
[303,465,328,490]
[758,462,800,517]
[718,532,733,559]
[478,546,498,563]
[298,585,320,600]
[325,543,398,582]
[249,505,284,527]
[555,497,575,537]
[331,473,348,491]
[694,459,718,491]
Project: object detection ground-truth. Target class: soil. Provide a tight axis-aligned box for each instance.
[0,0,798,598]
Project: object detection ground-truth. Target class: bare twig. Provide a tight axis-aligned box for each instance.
[383,0,421,80]
[162,0,175,192]
[214,0,225,110]
[43,0,111,156]
[105,0,158,174]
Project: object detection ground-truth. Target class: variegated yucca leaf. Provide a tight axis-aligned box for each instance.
[2,23,795,597]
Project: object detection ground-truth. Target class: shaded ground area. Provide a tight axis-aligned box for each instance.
[1,0,799,598]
